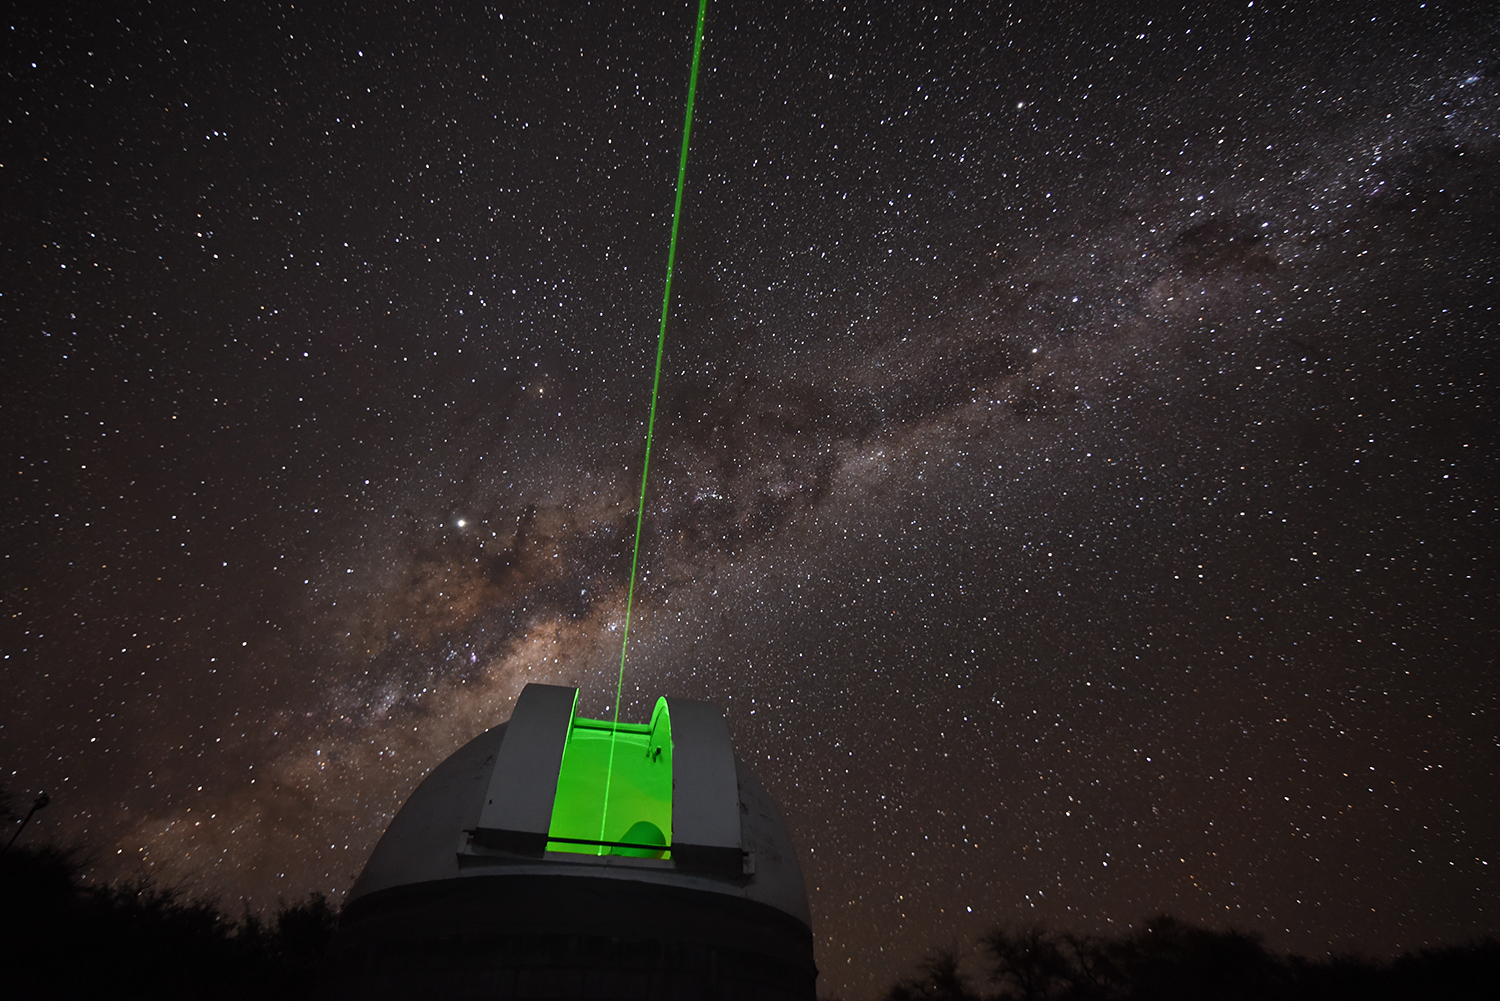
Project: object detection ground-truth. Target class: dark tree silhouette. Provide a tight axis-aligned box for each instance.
[1113,915,1283,1001]
[273,892,340,976]
[883,916,1500,1001]
[983,923,1075,1001]
[882,946,982,1001]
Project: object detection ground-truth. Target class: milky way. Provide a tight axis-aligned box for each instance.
[3,3,1498,996]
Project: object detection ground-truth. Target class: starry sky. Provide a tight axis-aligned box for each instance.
[3,1,1498,996]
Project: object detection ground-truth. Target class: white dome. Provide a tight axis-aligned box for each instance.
[323,684,816,1000]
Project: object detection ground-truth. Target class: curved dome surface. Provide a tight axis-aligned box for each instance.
[323,684,815,1000]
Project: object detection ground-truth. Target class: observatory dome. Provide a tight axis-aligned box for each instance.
[321,683,815,1000]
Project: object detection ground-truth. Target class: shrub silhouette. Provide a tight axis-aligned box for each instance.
[880,917,1500,1001]
[983,923,1074,1000]
[1110,915,1284,1000]
[883,946,983,1001]
[0,841,337,999]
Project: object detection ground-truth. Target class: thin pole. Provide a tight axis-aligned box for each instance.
[3,792,50,854]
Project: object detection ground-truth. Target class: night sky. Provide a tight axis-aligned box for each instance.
[3,1,1498,996]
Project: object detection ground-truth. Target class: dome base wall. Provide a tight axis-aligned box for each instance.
[320,873,816,1001]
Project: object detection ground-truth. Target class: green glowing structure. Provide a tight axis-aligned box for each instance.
[466,683,743,873]
[548,700,673,857]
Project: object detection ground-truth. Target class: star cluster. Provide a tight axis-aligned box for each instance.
[3,2,1497,997]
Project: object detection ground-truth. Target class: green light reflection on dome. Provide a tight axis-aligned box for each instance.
[546,697,672,857]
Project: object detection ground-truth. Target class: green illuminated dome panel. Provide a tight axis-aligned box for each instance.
[547,699,673,857]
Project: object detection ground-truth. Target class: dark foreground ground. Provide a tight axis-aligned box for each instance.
[2,842,1495,1000]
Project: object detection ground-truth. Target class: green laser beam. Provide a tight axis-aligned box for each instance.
[600,0,707,848]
